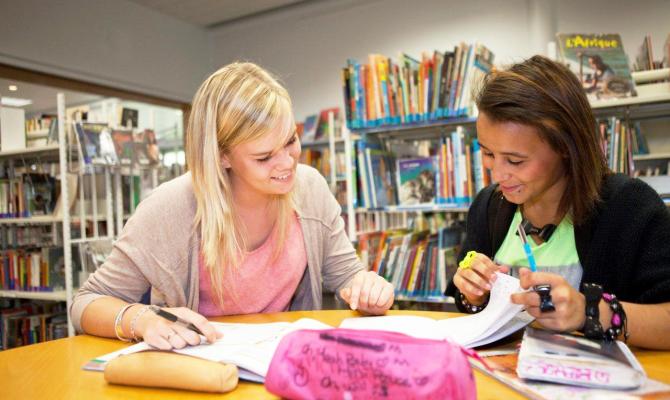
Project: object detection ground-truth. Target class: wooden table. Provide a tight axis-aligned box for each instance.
[1,310,669,399]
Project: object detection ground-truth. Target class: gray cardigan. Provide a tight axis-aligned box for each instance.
[70,164,363,332]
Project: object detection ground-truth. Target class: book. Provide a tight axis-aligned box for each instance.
[110,129,134,164]
[341,272,533,348]
[315,107,340,140]
[516,327,645,390]
[23,173,57,216]
[635,34,655,71]
[301,114,318,143]
[473,350,670,399]
[73,122,118,164]
[133,129,160,165]
[86,318,334,382]
[396,157,437,205]
[365,148,397,207]
[556,33,636,101]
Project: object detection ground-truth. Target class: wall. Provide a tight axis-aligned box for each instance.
[0,0,210,103]
[208,0,670,121]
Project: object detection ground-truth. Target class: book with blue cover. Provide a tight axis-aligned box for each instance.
[396,157,437,205]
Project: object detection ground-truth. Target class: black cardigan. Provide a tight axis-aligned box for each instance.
[447,174,670,305]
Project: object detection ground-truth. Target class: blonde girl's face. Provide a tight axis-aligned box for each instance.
[222,123,301,199]
[477,112,567,209]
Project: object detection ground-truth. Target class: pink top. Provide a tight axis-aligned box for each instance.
[198,213,307,317]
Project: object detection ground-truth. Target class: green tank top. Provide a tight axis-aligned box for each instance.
[494,210,583,289]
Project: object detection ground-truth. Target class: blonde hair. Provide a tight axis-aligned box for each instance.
[186,62,296,307]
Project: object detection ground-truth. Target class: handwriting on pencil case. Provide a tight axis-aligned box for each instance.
[264,328,476,400]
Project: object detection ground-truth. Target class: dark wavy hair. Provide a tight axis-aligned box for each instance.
[475,55,608,224]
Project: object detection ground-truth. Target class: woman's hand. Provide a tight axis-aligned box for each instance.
[510,268,586,332]
[134,306,223,350]
[340,270,394,315]
[453,252,509,305]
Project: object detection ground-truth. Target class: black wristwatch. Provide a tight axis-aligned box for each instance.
[582,283,604,340]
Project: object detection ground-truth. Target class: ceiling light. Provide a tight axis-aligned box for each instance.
[8,85,18,91]
[1,97,33,107]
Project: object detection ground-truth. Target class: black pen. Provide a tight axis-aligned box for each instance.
[149,305,205,336]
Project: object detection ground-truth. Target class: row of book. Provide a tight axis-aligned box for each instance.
[597,117,648,175]
[634,33,670,71]
[0,300,67,349]
[298,107,343,143]
[355,129,491,209]
[342,43,494,129]
[0,173,59,218]
[24,115,59,148]
[0,247,66,292]
[354,212,407,238]
[74,122,159,167]
[299,148,347,183]
[357,224,465,298]
[0,225,53,249]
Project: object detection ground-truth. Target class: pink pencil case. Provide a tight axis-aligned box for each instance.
[265,328,477,400]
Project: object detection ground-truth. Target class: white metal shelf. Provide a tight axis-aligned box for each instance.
[0,144,60,159]
[0,289,68,301]
[0,215,63,224]
[0,213,121,225]
[633,152,670,161]
[301,137,345,148]
[591,92,670,110]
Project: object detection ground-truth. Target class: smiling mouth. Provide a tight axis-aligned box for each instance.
[501,184,521,193]
[272,172,291,181]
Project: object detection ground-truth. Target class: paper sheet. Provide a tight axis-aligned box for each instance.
[341,272,532,348]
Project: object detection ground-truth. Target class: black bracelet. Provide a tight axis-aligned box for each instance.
[458,291,489,314]
[582,283,605,340]
[581,283,628,342]
[602,292,628,342]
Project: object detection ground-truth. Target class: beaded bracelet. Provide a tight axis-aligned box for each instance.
[602,292,629,342]
[458,291,489,314]
[582,283,628,342]
[114,303,137,342]
[130,305,152,342]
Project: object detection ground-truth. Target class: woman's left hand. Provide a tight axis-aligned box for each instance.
[340,270,394,315]
[510,268,586,332]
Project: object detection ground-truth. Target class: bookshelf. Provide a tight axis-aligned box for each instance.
[591,68,670,199]
[299,110,357,240]
[0,289,67,302]
[0,93,75,348]
[339,51,670,306]
[0,93,168,349]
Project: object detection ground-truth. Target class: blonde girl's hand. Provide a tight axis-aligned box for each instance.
[511,268,586,332]
[453,252,509,306]
[134,306,223,350]
[340,270,394,315]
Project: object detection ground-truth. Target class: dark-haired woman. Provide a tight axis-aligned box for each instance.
[449,55,670,349]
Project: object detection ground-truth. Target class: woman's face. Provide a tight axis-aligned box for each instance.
[477,112,567,209]
[223,120,301,200]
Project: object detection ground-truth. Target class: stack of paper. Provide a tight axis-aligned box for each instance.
[340,272,533,347]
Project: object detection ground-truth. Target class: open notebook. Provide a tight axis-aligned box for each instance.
[340,272,533,347]
[85,272,532,382]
